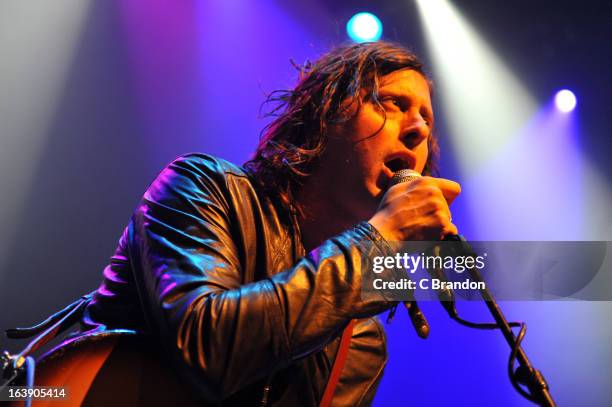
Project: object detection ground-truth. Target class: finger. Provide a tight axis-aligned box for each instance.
[385,181,411,198]
[425,177,461,205]
[441,222,459,238]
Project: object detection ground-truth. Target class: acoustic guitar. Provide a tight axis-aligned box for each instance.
[5,333,202,407]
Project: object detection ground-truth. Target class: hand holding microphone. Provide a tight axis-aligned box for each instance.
[369,169,461,338]
[369,170,461,242]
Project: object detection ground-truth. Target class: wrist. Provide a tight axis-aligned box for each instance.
[367,216,396,242]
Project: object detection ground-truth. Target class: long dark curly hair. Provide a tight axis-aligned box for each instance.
[244,41,439,218]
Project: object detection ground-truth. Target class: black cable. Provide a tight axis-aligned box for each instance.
[508,323,540,403]
[448,305,546,405]
[449,312,521,330]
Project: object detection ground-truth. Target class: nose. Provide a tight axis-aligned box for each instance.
[400,111,429,149]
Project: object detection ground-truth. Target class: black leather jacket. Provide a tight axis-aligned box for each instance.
[80,153,394,406]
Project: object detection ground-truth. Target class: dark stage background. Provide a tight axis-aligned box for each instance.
[1,1,611,405]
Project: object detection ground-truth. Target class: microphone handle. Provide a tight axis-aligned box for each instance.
[389,169,450,334]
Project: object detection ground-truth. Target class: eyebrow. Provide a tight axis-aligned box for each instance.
[378,88,434,120]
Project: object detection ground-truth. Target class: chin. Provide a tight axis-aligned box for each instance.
[371,186,384,201]
[373,172,390,198]
[364,182,384,205]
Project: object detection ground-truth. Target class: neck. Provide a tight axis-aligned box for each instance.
[296,176,369,253]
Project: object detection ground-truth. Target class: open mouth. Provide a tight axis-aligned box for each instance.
[384,156,414,173]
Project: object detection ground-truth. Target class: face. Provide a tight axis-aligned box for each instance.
[314,68,434,219]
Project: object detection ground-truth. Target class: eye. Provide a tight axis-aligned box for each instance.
[381,97,404,111]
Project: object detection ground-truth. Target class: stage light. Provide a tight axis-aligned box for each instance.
[416,1,611,242]
[555,89,577,113]
[415,0,536,176]
[0,0,90,273]
[346,12,382,43]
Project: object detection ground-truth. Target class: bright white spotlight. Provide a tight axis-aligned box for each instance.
[0,0,90,270]
[555,89,577,113]
[346,12,382,43]
[415,0,536,175]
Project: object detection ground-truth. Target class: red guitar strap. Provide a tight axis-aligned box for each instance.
[319,319,356,407]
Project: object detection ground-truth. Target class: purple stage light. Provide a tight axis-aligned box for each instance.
[555,89,577,113]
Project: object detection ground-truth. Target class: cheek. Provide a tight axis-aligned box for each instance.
[415,141,429,173]
[353,130,391,166]
[348,104,386,143]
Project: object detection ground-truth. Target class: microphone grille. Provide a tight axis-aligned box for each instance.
[390,169,422,186]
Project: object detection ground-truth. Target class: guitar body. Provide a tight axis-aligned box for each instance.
[7,333,202,407]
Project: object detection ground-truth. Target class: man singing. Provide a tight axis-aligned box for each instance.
[77,41,460,405]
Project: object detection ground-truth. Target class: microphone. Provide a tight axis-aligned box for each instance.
[389,169,458,318]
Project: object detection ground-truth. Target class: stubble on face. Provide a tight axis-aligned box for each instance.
[316,69,432,217]
[297,69,432,234]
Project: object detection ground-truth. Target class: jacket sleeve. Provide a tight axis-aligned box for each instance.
[127,154,392,401]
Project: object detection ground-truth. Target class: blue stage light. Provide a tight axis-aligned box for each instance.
[346,12,382,43]
[555,89,577,113]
